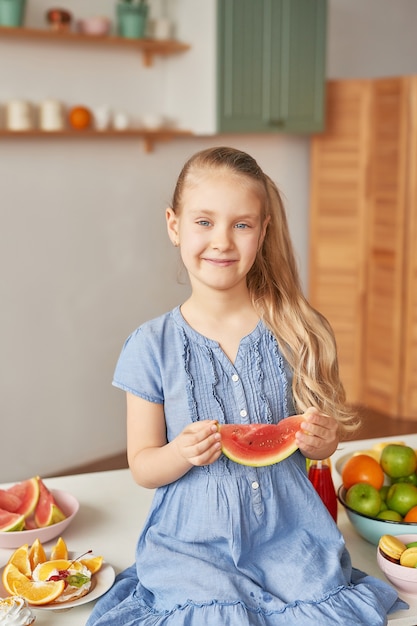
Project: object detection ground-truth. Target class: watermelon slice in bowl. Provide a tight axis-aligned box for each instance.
[0,489,79,549]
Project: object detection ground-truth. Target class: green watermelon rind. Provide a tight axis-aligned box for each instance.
[0,510,26,532]
[34,477,67,527]
[219,415,303,467]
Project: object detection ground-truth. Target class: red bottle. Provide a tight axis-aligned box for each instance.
[308,458,338,522]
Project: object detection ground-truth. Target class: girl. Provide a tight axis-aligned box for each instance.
[87,147,406,625]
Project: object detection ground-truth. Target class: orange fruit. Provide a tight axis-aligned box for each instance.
[34,559,83,581]
[2,562,31,595]
[342,453,385,490]
[29,538,47,570]
[13,573,65,605]
[50,536,68,560]
[404,505,417,523]
[81,555,103,574]
[7,544,31,577]
[68,106,92,130]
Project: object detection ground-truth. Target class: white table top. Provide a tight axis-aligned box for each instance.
[1,432,417,625]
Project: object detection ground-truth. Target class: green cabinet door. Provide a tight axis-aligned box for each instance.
[217,0,327,133]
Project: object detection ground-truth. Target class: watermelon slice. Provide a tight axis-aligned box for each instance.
[7,477,39,517]
[34,477,67,527]
[218,415,303,467]
[0,508,25,532]
[0,488,22,513]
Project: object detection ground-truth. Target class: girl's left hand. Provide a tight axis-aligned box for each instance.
[295,407,339,460]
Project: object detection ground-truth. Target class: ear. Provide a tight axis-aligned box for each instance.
[166,207,180,246]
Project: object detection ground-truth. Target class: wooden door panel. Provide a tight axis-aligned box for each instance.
[309,80,371,403]
[363,78,409,415]
[402,77,417,418]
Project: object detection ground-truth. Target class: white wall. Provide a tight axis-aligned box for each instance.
[2,0,417,482]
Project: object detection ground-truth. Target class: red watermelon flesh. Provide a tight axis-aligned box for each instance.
[34,476,66,527]
[0,508,25,531]
[7,477,39,517]
[219,415,304,467]
[0,488,22,512]
[24,514,38,530]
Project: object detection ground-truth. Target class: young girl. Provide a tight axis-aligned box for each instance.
[87,147,406,625]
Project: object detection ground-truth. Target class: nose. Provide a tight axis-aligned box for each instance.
[210,226,232,251]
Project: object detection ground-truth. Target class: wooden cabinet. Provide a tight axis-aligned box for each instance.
[217,0,327,133]
[309,78,417,419]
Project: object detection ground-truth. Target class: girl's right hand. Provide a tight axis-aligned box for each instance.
[173,420,222,467]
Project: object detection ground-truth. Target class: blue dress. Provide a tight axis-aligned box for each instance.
[87,306,407,626]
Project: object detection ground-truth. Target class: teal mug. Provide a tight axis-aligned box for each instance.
[0,0,27,27]
[116,2,148,39]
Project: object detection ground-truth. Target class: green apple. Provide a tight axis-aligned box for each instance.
[345,483,382,517]
[380,485,390,501]
[386,482,417,516]
[391,473,417,486]
[379,500,388,512]
[376,509,403,521]
[380,444,417,479]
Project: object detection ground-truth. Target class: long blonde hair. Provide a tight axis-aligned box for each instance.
[171,147,359,436]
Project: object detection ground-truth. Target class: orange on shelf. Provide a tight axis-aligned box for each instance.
[68,106,92,130]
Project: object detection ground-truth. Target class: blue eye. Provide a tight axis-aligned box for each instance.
[197,220,211,227]
[235,223,249,229]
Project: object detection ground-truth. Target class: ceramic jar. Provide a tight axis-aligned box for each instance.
[39,99,65,131]
[6,99,33,130]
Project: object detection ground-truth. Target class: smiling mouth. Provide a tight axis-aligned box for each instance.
[203,258,236,266]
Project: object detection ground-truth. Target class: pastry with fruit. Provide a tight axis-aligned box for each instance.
[2,537,103,606]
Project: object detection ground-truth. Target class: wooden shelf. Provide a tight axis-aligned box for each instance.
[0,129,193,152]
[0,25,190,66]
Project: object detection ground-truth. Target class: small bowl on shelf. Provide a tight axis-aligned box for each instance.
[0,489,79,549]
[77,16,111,36]
[338,485,417,545]
[377,534,417,595]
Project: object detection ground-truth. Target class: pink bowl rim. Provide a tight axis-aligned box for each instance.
[0,488,79,539]
[377,537,417,582]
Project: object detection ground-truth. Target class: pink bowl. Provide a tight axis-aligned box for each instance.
[0,489,79,549]
[78,17,111,36]
[377,534,417,595]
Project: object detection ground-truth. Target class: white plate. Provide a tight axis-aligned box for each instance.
[0,554,115,611]
[334,451,356,476]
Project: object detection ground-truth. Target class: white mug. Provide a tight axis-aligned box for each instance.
[94,106,112,131]
[113,112,129,130]
[153,18,172,40]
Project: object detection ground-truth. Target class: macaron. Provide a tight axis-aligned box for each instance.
[378,534,407,563]
[400,547,417,568]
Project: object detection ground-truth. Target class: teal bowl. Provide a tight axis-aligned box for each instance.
[337,485,417,545]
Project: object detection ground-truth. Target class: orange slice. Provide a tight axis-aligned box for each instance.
[2,562,31,595]
[81,555,103,574]
[13,575,65,605]
[7,544,31,577]
[50,537,68,560]
[29,538,47,570]
[34,559,83,581]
